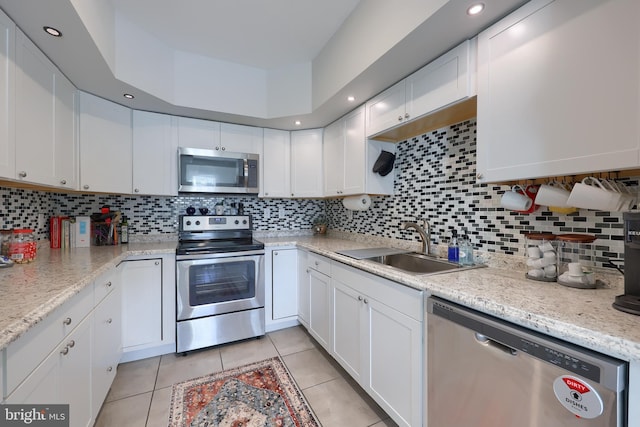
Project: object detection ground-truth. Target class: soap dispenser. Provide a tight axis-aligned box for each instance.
[448,230,459,263]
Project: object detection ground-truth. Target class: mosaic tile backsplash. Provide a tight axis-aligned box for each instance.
[0,118,633,267]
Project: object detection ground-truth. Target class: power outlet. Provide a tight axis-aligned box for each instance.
[264,207,271,219]
[279,208,286,218]
[347,210,353,220]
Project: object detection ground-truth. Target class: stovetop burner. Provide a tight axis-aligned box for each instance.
[176,215,264,256]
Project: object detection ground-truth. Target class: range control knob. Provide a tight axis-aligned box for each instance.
[235,220,239,225]
[186,221,191,226]
[195,220,201,225]
[243,220,248,225]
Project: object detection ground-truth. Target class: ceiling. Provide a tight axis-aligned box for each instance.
[0,0,528,130]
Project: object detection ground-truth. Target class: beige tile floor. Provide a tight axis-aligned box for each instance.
[95,325,398,427]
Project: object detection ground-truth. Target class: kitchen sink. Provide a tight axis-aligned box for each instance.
[364,252,482,275]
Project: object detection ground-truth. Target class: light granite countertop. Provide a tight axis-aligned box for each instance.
[259,235,640,363]
[2,235,638,365]
[0,242,177,351]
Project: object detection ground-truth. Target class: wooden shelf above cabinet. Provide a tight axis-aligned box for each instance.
[370,97,477,143]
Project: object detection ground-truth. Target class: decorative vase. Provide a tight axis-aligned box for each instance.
[314,224,327,234]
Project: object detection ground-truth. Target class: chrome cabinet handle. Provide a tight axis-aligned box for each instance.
[60,179,67,185]
[107,366,113,372]
[221,146,226,151]
[155,261,160,266]
[134,188,140,193]
[67,340,75,348]
[63,317,72,326]
[107,318,113,324]
[274,252,278,256]
[106,281,112,288]
[83,185,89,190]
[215,146,220,150]
[358,296,363,301]
[364,299,369,304]
[476,173,484,179]
[404,113,410,119]
[18,171,27,178]
[398,115,403,121]
[306,269,310,273]
[60,346,69,355]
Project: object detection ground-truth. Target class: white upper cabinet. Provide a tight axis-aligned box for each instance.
[262,128,291,198]
[476,0,640,183]
[0,8,14,179]
[325,106,395,197]
[324,106,367,196]
[290,128,324,198]
[79,91,132,194]
[220,123,263,154]
[132,111,177,196]
[176,116,220,150]
[14,29,77,189]
[366,39,474,138]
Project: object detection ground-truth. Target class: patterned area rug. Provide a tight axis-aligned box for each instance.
[168,357,321,426]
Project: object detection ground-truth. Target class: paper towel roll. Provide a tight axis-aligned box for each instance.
[342,194,372,211]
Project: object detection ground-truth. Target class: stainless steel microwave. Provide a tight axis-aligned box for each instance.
[178,147,259,194]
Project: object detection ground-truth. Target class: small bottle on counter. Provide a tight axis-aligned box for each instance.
[120,215,129,244]
[459,234,474,265]
[448,230,459,263]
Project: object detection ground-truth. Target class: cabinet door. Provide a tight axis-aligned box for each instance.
[79,92,132,193]
[15,29,56,186]
[366,298,422,427]
[323,118,344,196]
[54,74,78,190]
[477,0,640,182]
[220,123,263,153]
[342,107,366,195]
[176,116,220,150]
[60,316,93,427]
[132,111,177,195]
[5,349,61,405]
[272,249,298,320]
[120,259,162,349]
[297,250,310,327]
[290,128,323,198]
[405,40,472,122]
[365,80,406,137]
[262,128,291,198]
[0,8,14,179]
[332,279,365,383]
[308,268,331,351]
[92,285,122,418]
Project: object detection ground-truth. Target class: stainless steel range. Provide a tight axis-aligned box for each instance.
[176,215,265,353]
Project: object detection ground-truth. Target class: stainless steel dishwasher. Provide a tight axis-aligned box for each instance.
[426,297,627,427]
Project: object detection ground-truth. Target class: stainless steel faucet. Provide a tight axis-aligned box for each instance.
[401,220,431,255]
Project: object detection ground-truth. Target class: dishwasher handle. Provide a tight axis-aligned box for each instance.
[475,332,518,356]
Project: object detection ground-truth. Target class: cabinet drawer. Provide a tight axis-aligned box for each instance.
[308,252,331,276]
[6,285,93,396]
[94,268,117,305]
[332,262,423,321]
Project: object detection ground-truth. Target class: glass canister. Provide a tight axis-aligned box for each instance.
[525,232,558,281]
[8,228,37,264]
[0,229,12,256]
[556,234,598,289]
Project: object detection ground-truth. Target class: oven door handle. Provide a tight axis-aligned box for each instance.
[176,250,265,261]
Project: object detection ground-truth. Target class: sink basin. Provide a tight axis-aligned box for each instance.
[364,252,480,275]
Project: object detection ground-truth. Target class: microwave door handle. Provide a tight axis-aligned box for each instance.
[244,159,249,188]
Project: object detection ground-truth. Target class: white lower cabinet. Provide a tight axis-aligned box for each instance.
[271,248,298,318]
[6,315,93,427]
[331,262,423,427]
[120,255,176,362]
[306,254,332,352]
[92,281,122,419]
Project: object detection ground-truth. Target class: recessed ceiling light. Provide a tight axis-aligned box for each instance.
[123,93,135,99]
[467,3,485,15]
[347,96,355,102]
[43,26,62,37]
[294,120,301,126]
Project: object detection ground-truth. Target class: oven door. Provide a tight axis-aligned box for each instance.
[176,251,264,321]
